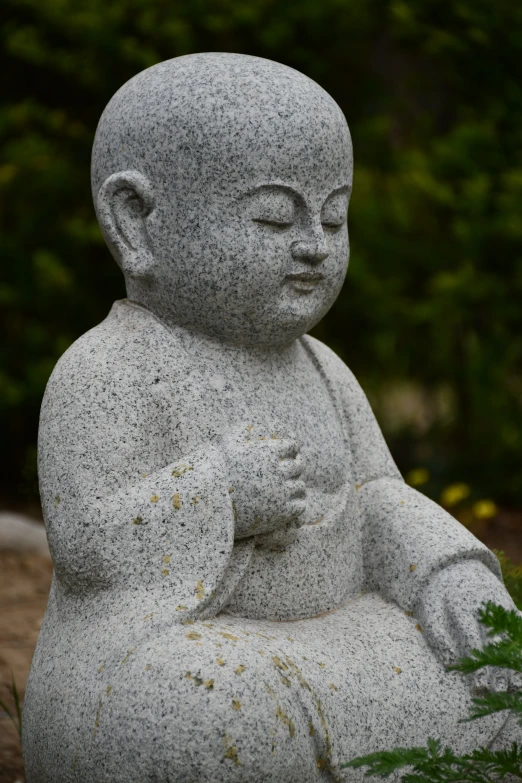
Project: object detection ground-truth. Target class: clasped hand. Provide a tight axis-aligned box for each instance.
[222,424,307,545]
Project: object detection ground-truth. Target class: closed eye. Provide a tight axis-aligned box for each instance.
[321,219,345,232]
[253,218,293,230]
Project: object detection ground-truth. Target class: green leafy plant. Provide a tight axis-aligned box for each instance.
[0,672,22,739]
[343,602,522,782]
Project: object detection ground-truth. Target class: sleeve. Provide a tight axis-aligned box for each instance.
[302,336,502,611]
[38,339,239,625]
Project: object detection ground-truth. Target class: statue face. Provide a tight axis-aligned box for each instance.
[144,121,352,347]
[93,54,353,347]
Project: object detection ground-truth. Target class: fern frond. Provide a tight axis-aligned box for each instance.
[341,745,435,775]
[461,691,522,723]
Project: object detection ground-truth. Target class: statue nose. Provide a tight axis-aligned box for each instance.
[290,239,329,264]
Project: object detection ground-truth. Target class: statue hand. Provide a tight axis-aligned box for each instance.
[222,425,307,540]
[416,560,520,694]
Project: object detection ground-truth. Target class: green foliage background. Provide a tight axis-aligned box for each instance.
[2,0,522,506]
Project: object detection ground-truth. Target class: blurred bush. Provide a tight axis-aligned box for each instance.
[1,0,522,507]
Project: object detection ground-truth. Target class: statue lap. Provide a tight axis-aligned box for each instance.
[23,593,505,783]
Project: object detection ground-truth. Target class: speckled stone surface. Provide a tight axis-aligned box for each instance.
[23,53,520,782]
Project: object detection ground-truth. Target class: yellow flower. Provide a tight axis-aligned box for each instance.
[406,468,430,487]
[472,500,498,520]
[441,483,471,507]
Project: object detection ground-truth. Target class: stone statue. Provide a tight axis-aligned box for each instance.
[23,53,520,783]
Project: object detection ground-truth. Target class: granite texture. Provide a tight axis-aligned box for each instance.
[23,53,520,783]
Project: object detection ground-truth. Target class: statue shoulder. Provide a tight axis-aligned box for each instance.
[42,300,181,409]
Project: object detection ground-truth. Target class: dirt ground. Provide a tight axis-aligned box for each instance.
[0,511,520,782]
[0,552,52,782]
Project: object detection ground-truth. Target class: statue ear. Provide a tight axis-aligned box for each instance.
[96,171,156,279]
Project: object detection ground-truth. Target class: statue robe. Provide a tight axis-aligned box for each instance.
[23,300,516,783]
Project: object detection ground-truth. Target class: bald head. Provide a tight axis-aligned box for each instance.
[92,53,350,200]
[92,54,353,347]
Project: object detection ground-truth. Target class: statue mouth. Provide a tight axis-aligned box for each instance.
[286,272,324,292]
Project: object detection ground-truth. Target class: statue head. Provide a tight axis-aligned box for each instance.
[92,53,352,347]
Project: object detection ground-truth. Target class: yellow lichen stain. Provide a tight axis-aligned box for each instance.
[182,618,194,625]
[120,647,136,665]
[271,432,279,440]
[97,665,105,673]
[404,610,414,617]
[318,662,326,669]
[232,697,242,711]
[202,623,214,629]
[275,705,295,738]
[141,473,148,478]
[280,675,291,687]
[232,500,238,521]
[132,516,144,525]
[285,657,312,693]
[185,671,212,688]
[314,697,332,765]
[309,722,316,736]
[93,700,102,737]
[393,666,402,675]
[264,683,276,698]
[176,605,188,611]
[195,580,205,600]
[186,631,202,641]
[223,734,241,766]
[142,612,154,621]
[329,683,338,691]
[216,658,226,666]
[161,569,169,576]
[246,425,254,431]
[235,664,246,675]
[415,623,423,633]
[172,493,182,510]
[186,671,208,688]
[255,631,273,641]
[272,656,289,672]
[355,483,362,491]
[286,636,294,642]
[214,642,222,648]
[150,494,160,503]
[163,555,171,565]
[55,494,61,507]
[409,563,417,573]
[106,685,112,696]
[224,746,240,765]
[229,486,235,494]
[400,500,405,505]
[172,464,193,478]
[220,632,239,642]
[192,496,199,506]
[258,649,265,656]
[144,664,152,672]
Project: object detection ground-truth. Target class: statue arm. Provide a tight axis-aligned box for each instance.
[303,336,501,612]
[357,478,501,611]
[38,346,236,624]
